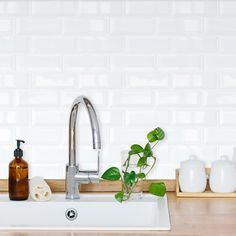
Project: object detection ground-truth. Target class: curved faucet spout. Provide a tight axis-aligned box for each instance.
[69,96,101,166]
[66,96,101,199]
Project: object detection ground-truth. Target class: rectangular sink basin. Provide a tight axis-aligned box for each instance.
[0,193,170,230]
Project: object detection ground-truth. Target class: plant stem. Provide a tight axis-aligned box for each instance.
[122,179,140,202]
[124,157,130,172]
[151,141,159,149]
[127,180,139,199]
[145,156,157,177]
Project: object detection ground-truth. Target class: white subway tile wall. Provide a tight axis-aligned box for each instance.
[0,0,235,179]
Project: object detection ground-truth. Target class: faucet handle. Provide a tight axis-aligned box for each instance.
[75,171,99,184]
[88,171,100,184]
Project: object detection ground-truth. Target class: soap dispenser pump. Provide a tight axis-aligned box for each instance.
[9,140,29,200]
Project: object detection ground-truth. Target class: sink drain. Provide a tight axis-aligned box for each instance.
[65,208,78,221]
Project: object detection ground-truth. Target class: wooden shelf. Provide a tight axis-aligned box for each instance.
[0,179,176,193]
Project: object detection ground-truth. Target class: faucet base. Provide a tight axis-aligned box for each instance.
[66,165,80,200]
[66,194,80,200]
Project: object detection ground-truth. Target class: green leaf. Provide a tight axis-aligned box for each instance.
[147,127,165,142]
[124,171,136,185]
[137,173,146,179]
[147,130,157,142]
[154,127,165,140]
[149,183,166,197]
[115,191,124,203]
[143,143,153,157]
[137,156,147,167]
[129,171,136,184]
[101,167,121,181]
[130,144,143,154]
[128,150,135,156]
[124,172,130,185]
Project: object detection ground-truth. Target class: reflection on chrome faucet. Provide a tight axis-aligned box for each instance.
[66,96,101,200]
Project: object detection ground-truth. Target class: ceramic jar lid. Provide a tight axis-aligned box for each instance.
[180,155,205,169]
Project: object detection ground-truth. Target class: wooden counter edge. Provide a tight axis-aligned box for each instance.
[0,179,176,193]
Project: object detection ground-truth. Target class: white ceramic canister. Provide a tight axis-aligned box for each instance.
[179,155,207,193]
[209,155,236,193]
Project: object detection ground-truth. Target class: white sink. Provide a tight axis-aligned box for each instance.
[0,193,170,231]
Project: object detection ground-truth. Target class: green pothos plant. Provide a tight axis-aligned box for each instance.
[101,127,166,203]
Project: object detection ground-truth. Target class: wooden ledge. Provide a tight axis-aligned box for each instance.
[0,179,176,193]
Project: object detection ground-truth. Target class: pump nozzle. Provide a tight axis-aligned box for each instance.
[16,140,25,149]
[14,140,25,157]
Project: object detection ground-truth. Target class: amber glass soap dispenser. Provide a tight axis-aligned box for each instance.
[9,140,29,200]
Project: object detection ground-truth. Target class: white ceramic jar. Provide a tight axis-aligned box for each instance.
[179,156,207,193]
[209,156,236,193]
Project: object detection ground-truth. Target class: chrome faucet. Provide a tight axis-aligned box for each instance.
[66,96,101,199]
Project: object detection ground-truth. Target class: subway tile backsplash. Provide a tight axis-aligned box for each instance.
[0,0,235,179]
